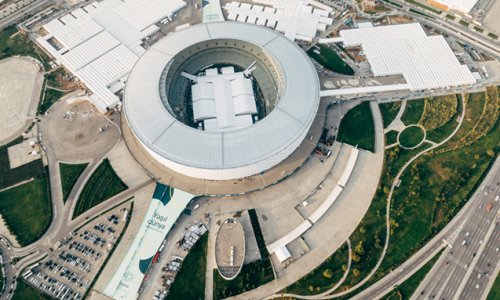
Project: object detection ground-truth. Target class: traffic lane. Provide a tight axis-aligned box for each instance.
[414,182,500,299]
[461,223,500,299]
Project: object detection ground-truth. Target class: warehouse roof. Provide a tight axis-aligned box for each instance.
[338,23,476,90]
[37,0,186,112]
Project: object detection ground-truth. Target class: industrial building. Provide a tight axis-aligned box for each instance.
[123,22,320,181]
[224,0,334,41]
[319,23,476,96]
[36,0,186,112]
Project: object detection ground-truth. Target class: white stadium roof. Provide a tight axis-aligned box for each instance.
[338,23,476,91]
[124,22,320,180]
[37,0,186,112]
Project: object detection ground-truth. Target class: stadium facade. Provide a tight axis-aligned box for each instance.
[123,22,320,180]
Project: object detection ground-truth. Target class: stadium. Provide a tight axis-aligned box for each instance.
[123,22,320,182]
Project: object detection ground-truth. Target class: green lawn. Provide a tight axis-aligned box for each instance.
[307,45,354,75]
[39,89,65,115]
[401,99,425,126]
[73,159,127,219]
[382,250,443,299]
[425,94,462,143]
[459,20,470,27]
[398,126,425,148]
[12,278,53,300]
[379,102,401,128]
[285,243,348,295]
[338,102,375,152]
[0,139,45,190]
[386,130,399,146]
[409,8,432,18]
[214,258,275,299]
[0,174,52,246]
[213,210,274,299]
[474,26,484,33]
[167,234,207,300]
[488,32,498,40]
[59,162,88,203]
[487,273,500,300]
[0,26,50,69]
[445,14,455,20]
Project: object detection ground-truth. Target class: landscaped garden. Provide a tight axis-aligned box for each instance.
[284,243,349,294]
[398,125,425,149]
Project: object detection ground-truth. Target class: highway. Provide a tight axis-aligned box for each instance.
[412,167,500,300]
[352,157,500,300]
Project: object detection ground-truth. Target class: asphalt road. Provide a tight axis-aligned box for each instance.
[412,165,500,300]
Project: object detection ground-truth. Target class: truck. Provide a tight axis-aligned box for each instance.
[486,203,493,212]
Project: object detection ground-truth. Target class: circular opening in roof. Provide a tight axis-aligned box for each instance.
[158,39,284,131]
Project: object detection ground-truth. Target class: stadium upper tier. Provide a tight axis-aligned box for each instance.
[124,22,320,180]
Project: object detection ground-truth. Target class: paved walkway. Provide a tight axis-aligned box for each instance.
[384,100,407,133]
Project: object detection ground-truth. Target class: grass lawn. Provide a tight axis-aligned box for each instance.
[337,102,375,152]
[12,278,53,300]
[167,234,208,300]
[285,243,348,294]
[488,32,498,39]
[398,126,425,148]
[307,45,354,75]
[386,130,399,146]
[379,102,401,128]
[0,139,45,190]
[39,89,65,115]
[401,99,425,126]
[214,259,274,299]
[213,210,274,299]
[0,174,51,246]
[0,26,50,69]
[382,249,443,299]
[59,162,88,203]
[487,273,500,300]
[73,159,127,219]
[459,20,470,27]
[425,94,462,143]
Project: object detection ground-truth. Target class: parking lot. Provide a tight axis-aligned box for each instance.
[22,204,131,300]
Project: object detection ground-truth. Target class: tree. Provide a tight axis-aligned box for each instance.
[351,253,360,262]
[352,268,361,277]
[323,269,333,279]
[354,241,365,256]
[341,264,347,272]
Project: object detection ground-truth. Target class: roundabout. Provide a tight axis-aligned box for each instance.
[398,125,426,150]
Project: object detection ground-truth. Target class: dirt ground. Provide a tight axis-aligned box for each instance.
[0,57,43,144]
[41,97,120,162]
